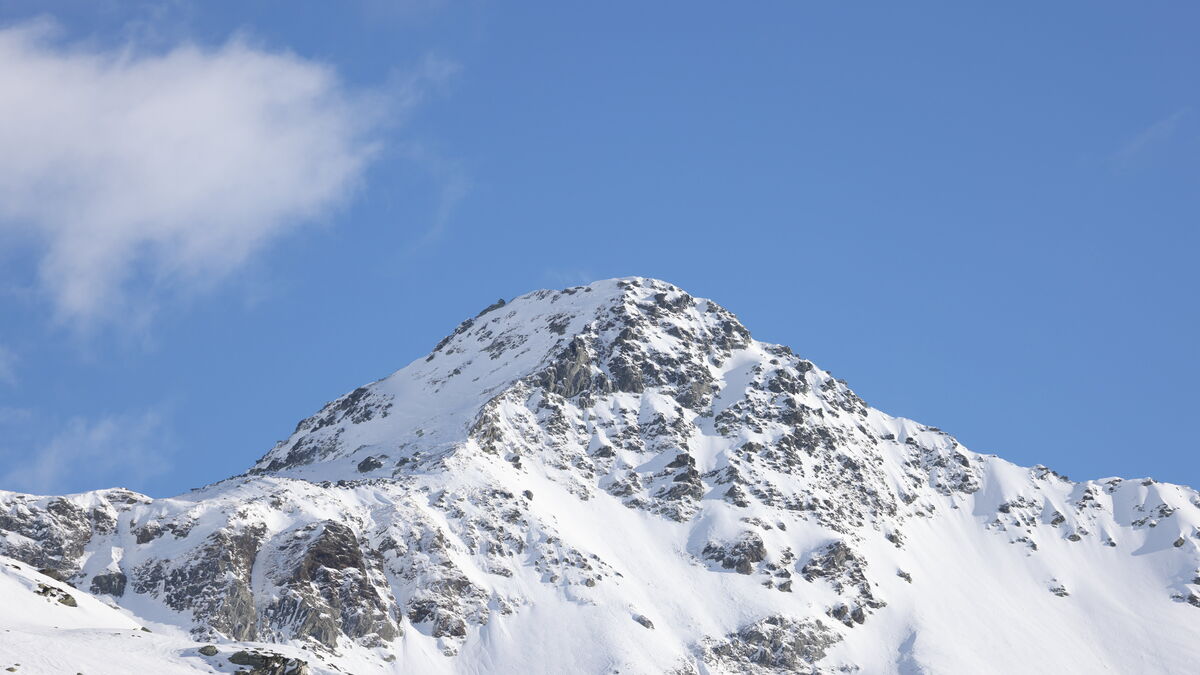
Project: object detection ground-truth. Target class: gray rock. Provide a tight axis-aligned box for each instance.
[228,650,309,675]
[262,520,399,648]
[802,541,885,626]
[702,615,840,672]
[132,524,266,641]
[703,532,767,575]
[356,456,384,473]
[90,571,127,597]
[37,568,70,583]
[536,337,600,399]
[33,582,76,607]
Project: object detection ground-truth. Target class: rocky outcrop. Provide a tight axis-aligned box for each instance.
[228,650,310,675]
[255,387,394,472]
[89,571,127,597]
[0,490,142,578]
[703,531,768,575]
[34,581,77,607]
[801,540,885,626]
[132,524,265,640]
[262,520,399,648]
[701,616,840,674]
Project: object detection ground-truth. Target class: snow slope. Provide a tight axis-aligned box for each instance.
[2,277,1198,674]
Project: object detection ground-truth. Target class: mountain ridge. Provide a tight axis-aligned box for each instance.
[2,277,1198,674]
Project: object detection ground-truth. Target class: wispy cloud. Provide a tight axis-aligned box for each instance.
[0,20,453,330]
[0,410,172,495]
[0,407,32,425]
[1112,108,1192,170]
[401,141,471,245]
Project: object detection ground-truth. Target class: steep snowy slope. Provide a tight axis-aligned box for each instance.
[0,555,321,674]
[2,277,1198,674]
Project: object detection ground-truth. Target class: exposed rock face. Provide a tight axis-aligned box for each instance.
[801,541,885,626]
[89,571,127,597]
[356,455,385,473]
[261,520,399,648]
[701,616,840,674]
[132,524,265,641]
[255,386,395,473]
[704,531,768,575]
[1,277,1199,674]
[228,650,310,675]
[0,490,141,577]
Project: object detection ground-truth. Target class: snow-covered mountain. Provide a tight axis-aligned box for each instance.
[2,277,1198,674]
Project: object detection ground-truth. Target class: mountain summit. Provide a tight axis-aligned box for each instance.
[3,277,1199,674]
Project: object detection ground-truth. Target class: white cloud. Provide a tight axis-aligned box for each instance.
[0,20,439,327]
[0,410,170,495]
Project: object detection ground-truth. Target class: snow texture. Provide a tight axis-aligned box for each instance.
[2,277,1199,674]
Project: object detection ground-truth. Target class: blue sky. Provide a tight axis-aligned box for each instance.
[0,2,1195,497]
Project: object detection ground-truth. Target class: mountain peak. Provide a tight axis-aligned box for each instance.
[250,277,760,477]
[5,277,1200,674]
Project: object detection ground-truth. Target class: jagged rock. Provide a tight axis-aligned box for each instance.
[724,484,750,507]
[198,645,218,656]
[802,541,885,625]
[37,568,69,583]
[34,582,76,606]
[537,336,601,398]
[356,456,384,473]
[228,650,309,675]
[262,520,398,648]
[134,521,163,544]
[90,571,127,597]
[132,524,265,640]
[701,616,840,673]
[703,532,767,575]
[406,572,485,639]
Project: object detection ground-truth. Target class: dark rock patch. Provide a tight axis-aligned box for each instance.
[90,571,127,597]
